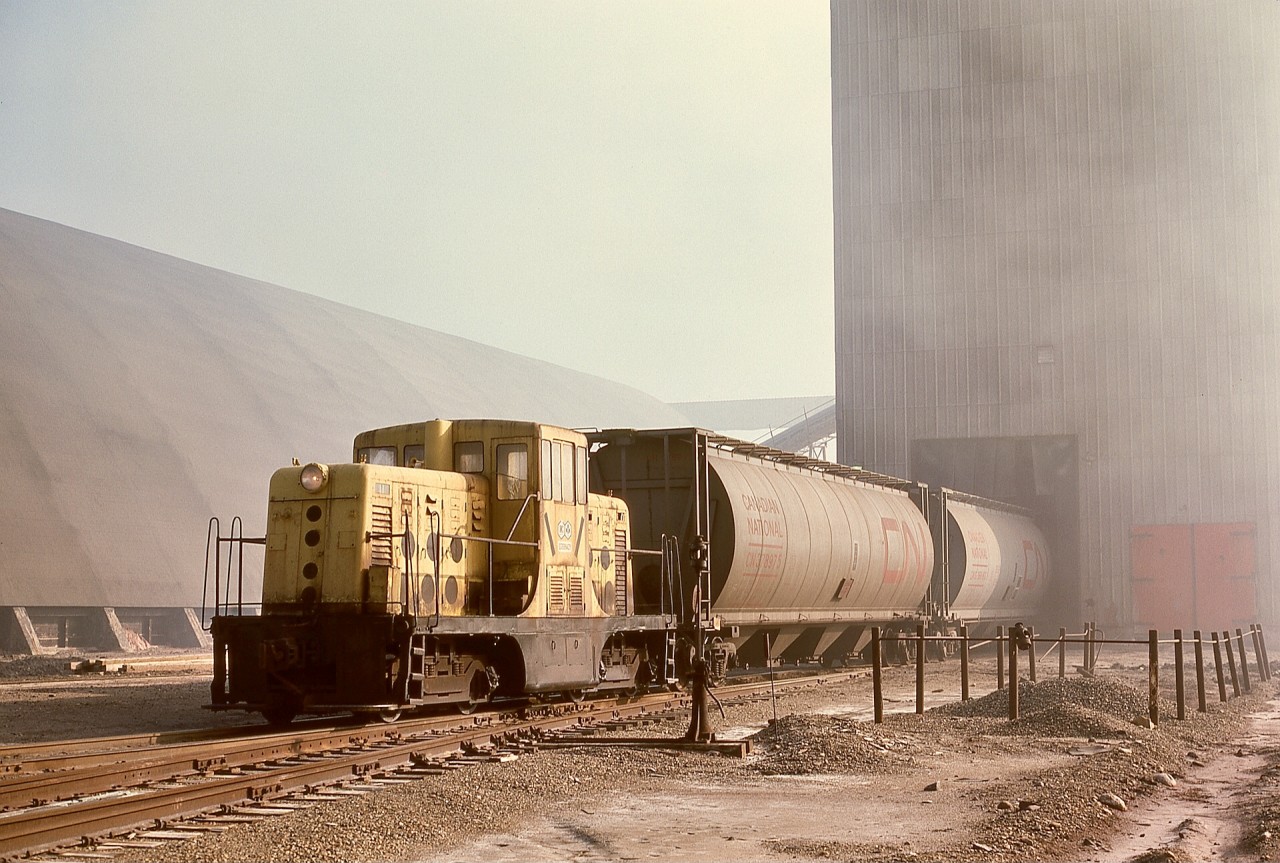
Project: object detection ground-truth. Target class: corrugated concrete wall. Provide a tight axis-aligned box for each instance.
[831,0,1280,629]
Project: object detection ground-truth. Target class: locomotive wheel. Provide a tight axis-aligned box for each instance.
[356,709,402,723]
[262,703,297,726]
[457,670,490,715]
[565,689,586,704]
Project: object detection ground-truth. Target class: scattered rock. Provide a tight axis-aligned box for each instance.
[923,781,939,791]
[1133,715,1156,729]
[1098,791,1128,811]
[972,841,994,852]
[1068,743,1112,756]
[996,800,1016,812]
[1152,772,1178,787]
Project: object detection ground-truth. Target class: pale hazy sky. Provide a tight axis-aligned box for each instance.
[0,2,834,403]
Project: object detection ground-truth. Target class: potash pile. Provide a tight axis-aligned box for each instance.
[0,655,78,680]
[933,677,1173,739]
[752,714,918,775]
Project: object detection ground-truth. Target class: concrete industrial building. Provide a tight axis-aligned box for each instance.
[831,1,1280,632]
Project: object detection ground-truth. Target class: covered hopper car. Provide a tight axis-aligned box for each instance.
[587,428,1050,669]
[205,420,1051,723]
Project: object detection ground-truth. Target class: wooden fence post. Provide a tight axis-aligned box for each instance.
[1213,632,1227,702]
[996,625,1005,690]
[1058,627,1067,679]
[1009,628,1019,721]
[1193,630,1206,713]
[1148,630,1159,727]
[872,626,883,724]
[1258,625,1271,679]
[1251,625,1266,682]
[1237,629,1252,693]
[959,625,970,702]
[1028,625,1037,682]
[915,623,926,715]
[1224,630,1241,697]
[1174,629,1185,720]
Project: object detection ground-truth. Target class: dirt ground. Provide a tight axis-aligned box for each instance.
[3,649,1279,863]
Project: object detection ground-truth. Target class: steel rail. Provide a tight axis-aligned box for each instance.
[0,669,863,858]
[0,702,586,810]
[0,715,356,769]
[0,694,689,858]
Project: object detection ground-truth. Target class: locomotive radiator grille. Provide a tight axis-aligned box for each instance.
[548,569,566,613]
[614,529,628,616]
[569,570,585,610]
[371,504,393,566]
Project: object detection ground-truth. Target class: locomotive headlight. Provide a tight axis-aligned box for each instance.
[299,463,329,493]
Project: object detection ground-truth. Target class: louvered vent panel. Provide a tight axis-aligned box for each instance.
[548,569,566,613]
[569,569,585,610]
[371,505,393,566]
[614,529,628,616]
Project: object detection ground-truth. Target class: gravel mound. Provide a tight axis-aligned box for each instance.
[0,655,78,680]
[935,676,1172,727]
[1004,701,1138,739]
[752,714,917,775]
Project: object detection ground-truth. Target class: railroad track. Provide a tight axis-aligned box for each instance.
[0,670,861,859]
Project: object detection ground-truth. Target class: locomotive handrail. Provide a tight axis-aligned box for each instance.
[428,510,442,629]
[431,531,539,617]
[505,494,537,543]
[400,511,417,621]
[662,535,682,622]
[203,517,266,624]
[202,518,218,631]
[435,533,538,548]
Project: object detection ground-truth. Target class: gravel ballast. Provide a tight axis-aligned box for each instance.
[7,655,1273,863]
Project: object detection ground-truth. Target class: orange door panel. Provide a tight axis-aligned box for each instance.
[1130,525,1193,631]
[1192,523,1257,630]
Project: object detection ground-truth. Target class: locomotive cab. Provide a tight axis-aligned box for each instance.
[351,419,599,618]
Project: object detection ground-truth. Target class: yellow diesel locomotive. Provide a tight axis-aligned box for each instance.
[209,419,676,723]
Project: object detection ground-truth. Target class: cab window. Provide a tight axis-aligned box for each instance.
[538,440,580,502]
[496,443,528,500]
[404,445,425,468]
[358,446,395,466]
[550,442,564,500]
[454,441,483,473]
[560,442,575,503]
[540,440,553,500]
